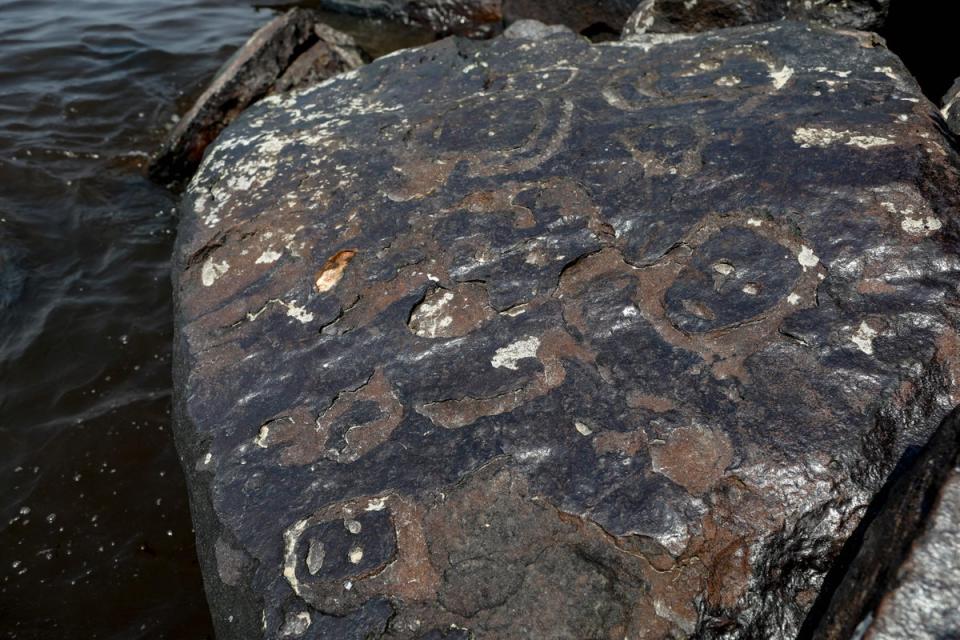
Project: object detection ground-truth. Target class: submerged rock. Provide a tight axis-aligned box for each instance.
[0,240,24,311]
[624,0,891,36]
[149,9,364,185]
[174,20,960,639]
[807,408,960,639]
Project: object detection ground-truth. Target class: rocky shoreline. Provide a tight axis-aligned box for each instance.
[160,3,960,638]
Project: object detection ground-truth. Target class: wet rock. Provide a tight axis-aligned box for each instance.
[624,0,891,36]
[943,77,960,136]
[148,9,364,185]
[806,408,960,639]
[502,0,637,38]
[174,21,960,640]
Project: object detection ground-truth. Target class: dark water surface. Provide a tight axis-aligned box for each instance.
[0,2,430,637]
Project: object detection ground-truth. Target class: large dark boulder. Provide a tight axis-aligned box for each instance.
[149,9,364,185]
[806,408,960,639]
[623,0,891,36]
[173,21,960,640]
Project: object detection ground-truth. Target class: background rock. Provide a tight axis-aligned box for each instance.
[278,0,504,37]
[174,21,960,640]
[503,0,637,39]
[148,9,364,185]
[805,408,960,639]
[943,78,960,136]
[623,0,891,36]
[502,19,575,41]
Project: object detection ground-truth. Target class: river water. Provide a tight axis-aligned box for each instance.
[0,2,430,637]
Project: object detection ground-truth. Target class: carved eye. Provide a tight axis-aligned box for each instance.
[665,226,799,332]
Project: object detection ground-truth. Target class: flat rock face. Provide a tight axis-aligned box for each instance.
[174,22,960,639]
[808,408,960,640]
[863,470,960,639]
[624,0,890,36]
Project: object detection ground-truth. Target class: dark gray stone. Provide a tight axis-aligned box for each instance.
[148,9,364,185]
[943,77,960,137]
[623,0,891,37]
[295,0,504,37]
[174,21,960,639]
[806,408,960,639]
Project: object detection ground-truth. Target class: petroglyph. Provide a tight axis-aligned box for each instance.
[173,21,960,640]
[417,329,596,429]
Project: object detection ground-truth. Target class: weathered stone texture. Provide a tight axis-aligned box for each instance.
[943,77,960,137]
[149,9,364,184]
[174,21,960,640]
[503,0,638,35]
[307,0,503,37]
[808,408,960,640]
[624,0,891,37]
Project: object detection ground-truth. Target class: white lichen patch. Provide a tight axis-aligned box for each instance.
[365,497,387,512]
[254,426,270,448]
[281,300,313,324]
[255,249,282,264]
[280,611,311,637]
[798,246,819,270]
[851,321,878,355]
[491,336,541,370]
[344,519,362,534]
[283,518,310,595]
[201,259,230,287]
[410,290,455,338]
[788,293,801,305]
[793,127,895,150]
[770,65,794,90]
[348,546,364,564]
[901,216,943,235]
[514,447,552,462]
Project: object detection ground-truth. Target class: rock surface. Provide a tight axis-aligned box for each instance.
[302,0,503,37]
[807,408,960,639]
[149,9,364,184]
[623,0,891,36]
[943,78,960,136]
[503,0,637,37]
[174,21,960,639]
